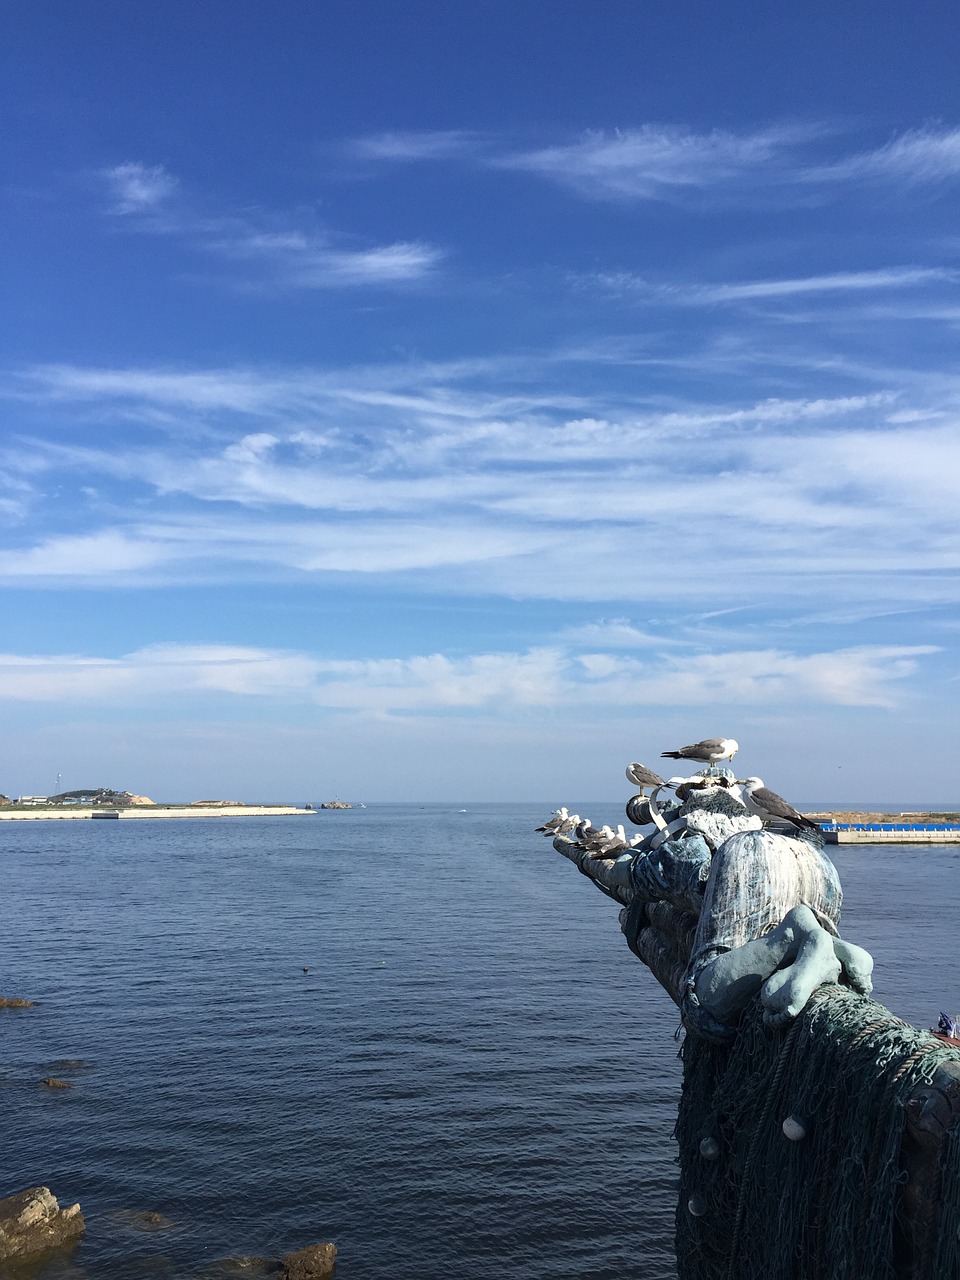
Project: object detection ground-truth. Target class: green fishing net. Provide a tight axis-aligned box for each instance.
[674,986,960,1280]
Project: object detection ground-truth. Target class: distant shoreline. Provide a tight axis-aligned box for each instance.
[0,805,316,821]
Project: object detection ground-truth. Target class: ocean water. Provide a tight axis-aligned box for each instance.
[1,805,957,1280]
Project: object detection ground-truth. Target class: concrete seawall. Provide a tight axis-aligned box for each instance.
[0,806,316,821]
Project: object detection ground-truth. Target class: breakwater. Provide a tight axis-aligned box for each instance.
[0,805,315,821]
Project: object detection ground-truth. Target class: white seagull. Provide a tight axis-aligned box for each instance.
[625,762,665,791]
[662,737,739,765]
[739,777,821,833]
[536,807,568,833]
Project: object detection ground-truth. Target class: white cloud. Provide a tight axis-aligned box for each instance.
[810,125,960,184]
[203,220,443,286]
[558,620,675,648]
[0,530,175,577]
[319,242,443,284]
[0,644,321,701]
[96,164,442,289]
[348,130,484,162]
[590,267,956,304]
[0,641,935,712]
[352,121,960,205]
[103,162,179,212]
[6,356,960,608]
[0,516,554,580]
[498,124,809,201]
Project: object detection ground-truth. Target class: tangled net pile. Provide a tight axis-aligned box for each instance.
[675,986,960,1280]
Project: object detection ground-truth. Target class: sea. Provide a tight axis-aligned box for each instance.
[1,804,958,1280]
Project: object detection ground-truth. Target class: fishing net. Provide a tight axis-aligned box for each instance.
[674,985,960,1280]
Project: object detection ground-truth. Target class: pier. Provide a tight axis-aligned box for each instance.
[0,805,316,821]
[820,822,960,844]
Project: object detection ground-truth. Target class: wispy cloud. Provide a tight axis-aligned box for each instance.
[348,121,960,206]
[103,162,179,212]
[347,129,485,162]
[6,356,960,608]
[557,619,676,648]
[589,266,957,304]
[810,125,960,184]
[0,640,935,712]
[97,163,443,289]
[497,124,813,202]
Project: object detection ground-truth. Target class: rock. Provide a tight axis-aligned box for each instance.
[114,1208,174,1232]
[0,1187,85,1260]
[0,996,35,1008]
[278,1241,337,1279]
[41,1077,73,1089]
[207,1258,276,1277]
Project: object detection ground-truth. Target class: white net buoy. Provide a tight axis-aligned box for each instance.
[782,1115,807,1141]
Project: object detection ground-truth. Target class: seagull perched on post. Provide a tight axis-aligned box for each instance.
[536,808,577,836]
[625,762,665,792]
[739,777,821,833]
[662,738,739,765]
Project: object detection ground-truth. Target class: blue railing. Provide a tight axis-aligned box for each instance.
[818,822,960,832]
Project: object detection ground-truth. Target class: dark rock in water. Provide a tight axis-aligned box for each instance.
[278,1241,337,1279]
[0,1187,85,1260]
[0,996,35,1008]
[112,1208,175,1232]
[40,1077,73,1089]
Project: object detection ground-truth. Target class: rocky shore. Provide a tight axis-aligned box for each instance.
[0,1187,337,1277]
[0,1187,84,1262]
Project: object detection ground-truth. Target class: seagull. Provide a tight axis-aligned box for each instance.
[625,762,665,791]
[601,823,628,850]
[536,807,571,835]
[662,738,739,765]
[583,825,631,858]
[576,820,614,846]
[739,777,821,833]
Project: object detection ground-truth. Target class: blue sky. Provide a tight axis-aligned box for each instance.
[2,1,960,802]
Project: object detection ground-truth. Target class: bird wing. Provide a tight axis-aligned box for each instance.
[752,786,802,820]
[626,762,664,787]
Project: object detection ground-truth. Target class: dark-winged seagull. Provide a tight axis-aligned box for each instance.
[739,777,821,832]
[661,737,739,765]
[625,762,665,790]
[575,819,612,845]
[537,808,582,837]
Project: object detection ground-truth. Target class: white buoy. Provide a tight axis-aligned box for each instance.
[688,1196,707,1217]
[782,1115,807,1141]
[699,1136,720,1160]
